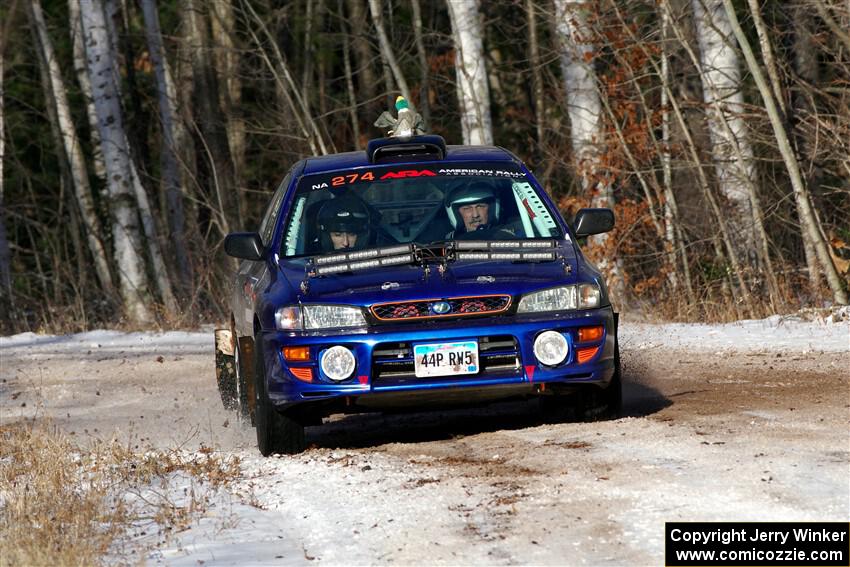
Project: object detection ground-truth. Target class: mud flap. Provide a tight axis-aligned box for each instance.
[214,328,238,410]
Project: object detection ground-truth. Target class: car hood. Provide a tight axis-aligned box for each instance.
[278,244,579,307]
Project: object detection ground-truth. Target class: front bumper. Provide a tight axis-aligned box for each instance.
[257,306,616,410]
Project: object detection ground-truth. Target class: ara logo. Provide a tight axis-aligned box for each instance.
[380,169,436,180]
[430,300,452,315]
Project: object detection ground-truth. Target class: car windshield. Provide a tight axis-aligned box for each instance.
[280,162,563,258]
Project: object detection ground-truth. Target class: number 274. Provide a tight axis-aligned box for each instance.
[331,171,374,186]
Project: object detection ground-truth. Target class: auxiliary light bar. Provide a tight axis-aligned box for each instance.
[313,253,415,275]
[314,244,413,265]
[456,251,555,261]
[455,239,556,250]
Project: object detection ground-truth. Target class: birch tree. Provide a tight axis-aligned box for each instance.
[30,0,116,298]
[80,0,153,324]
[552,0,606,199]
[446,0,493,145]
[722,0,848,305]
[690,0,774,294]
[141,0,192,286]
[68,0,106,181]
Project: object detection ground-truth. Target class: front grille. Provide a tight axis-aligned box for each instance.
[372,335,521,384]
[371,295,511,321]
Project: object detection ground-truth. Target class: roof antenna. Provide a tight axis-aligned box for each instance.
[374,96,425,138]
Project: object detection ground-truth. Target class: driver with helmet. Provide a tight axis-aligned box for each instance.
[316,196,371,251]
[444,181,516,239]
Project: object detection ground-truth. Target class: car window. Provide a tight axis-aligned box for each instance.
[258,173,291,246]
[279,163,562,257]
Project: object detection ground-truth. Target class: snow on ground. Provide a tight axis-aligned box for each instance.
[2,313,847,565]
[0,329,212,354]
[621,311,849,353]
[3,312,847,356]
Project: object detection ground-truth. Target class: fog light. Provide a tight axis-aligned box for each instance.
[533,331,568,366]
[320,346,356,381]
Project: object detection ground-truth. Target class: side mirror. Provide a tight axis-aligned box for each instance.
[224,232,265,261]
[573,208,615,238]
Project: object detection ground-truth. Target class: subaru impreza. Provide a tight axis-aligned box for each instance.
[216,135,620,455]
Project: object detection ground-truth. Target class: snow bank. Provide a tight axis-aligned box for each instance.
[2,313,847,355]
[0,329,212,355]
[621,313,848,354]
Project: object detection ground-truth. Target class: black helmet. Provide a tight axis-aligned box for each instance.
[444,181,500,231]
[317,196,371,250]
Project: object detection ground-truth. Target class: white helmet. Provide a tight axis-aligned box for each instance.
[444,182,500,230]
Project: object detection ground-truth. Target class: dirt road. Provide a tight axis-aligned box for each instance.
[1,328,848,564]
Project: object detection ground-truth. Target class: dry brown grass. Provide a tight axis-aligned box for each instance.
[0,420,240,566]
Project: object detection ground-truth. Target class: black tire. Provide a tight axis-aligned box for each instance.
[234,339,252,424]
[253,335,306,456]
[215,351,238,411]
[541,340,623,423]
[575,340,622,421]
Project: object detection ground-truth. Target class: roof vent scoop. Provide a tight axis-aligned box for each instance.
[367,135,447,164]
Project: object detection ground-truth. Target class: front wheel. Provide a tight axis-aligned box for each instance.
[576,341,622,421]
[253,335,306,456]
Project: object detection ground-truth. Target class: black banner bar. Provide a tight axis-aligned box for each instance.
[666,522,849,566]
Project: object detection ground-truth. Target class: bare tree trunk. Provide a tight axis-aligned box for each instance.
[301,0,315,114]
[791,0,824,294]
[446,0,493,145]
[141,0,192,289]
[690,0,763,276]
[30,0,116,299]
[68,0,106,181]
[553,0,605,198]
[722,0,848,305]
[240,0,329,155]
[80,0,153,325]
[210,0,246,213]
[0,30,10,301]
[340,0,362,149]
[345,0,377,110]
[527,0,545,148]
[411,0,430,128]
[368,0,412,105]
[185,0,242,235]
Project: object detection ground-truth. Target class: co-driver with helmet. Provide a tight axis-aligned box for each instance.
[315,196,371,251]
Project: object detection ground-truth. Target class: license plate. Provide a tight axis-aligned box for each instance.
[413,340,479,378]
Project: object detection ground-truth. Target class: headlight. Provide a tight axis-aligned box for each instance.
[275,304,367,330]
[304,305,366,329]
[517,284,601,313]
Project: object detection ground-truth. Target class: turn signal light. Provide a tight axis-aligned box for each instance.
[578,326,604,343]
[576,346,600,364]
[289,367,313,382]
[283,346,311,361]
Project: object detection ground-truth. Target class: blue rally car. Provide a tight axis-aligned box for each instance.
[219,135,620,455]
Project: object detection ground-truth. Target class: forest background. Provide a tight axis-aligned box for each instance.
[0,0,848,333]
